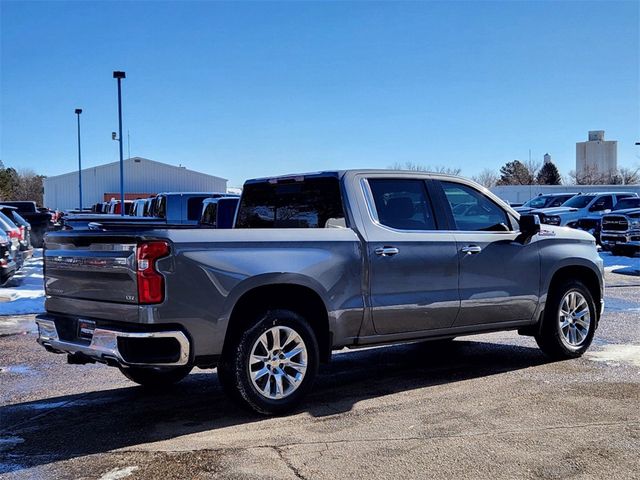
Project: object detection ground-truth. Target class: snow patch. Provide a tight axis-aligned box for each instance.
[587,344,640,367]
[0,250,45,315]
[99,466,140,480]
[600,251,639,274]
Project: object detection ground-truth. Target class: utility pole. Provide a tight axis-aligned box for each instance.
[75,108,83,211]
[113,71,126,216]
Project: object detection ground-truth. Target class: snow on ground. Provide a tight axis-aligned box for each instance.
[0,250,45,315]
[600,251,640,275]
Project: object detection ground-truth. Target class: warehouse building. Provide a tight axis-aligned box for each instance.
[43,157,227,210]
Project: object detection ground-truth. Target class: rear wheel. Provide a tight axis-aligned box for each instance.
[119,365,193,387]
[219,309,319,415]
[535,280,596,359]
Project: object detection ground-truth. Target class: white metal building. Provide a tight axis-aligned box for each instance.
[44,157,227,210]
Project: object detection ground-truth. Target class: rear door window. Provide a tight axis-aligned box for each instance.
[236,177,345,228]
[367,179,436,230]
[441,181,510,231]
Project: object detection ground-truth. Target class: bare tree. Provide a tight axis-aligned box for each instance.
[524,159,541,182]
[568,165,631,185]
[472,168,499,188]
[390,162,462,176]
[618,166,640,185]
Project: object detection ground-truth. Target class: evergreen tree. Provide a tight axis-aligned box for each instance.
[497,160,533,185]
[536,162,562,185]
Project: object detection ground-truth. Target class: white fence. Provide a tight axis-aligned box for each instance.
[491,185,640,204]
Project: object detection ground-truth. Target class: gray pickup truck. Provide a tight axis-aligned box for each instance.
[37,170,604,414]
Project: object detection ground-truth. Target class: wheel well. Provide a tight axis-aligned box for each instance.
[223,284,331,362]
[549,265,602,316]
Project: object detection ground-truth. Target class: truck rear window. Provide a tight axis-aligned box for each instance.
[236,177,345,228]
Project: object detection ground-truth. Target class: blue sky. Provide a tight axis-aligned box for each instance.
[1,0,638,187]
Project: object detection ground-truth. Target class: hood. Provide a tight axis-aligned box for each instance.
[532,207,579,215]
[514,206,534,214]
[608,208,640,217]
[538,224,596,242]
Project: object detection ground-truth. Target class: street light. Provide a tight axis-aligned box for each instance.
[75,108,83,211]
[113,70,126,216]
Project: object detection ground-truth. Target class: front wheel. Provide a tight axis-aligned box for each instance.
[535,280,597,359]
[219,309,319,415]
[119,365,193,387]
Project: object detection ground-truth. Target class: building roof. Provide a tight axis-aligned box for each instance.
[45,157,227,182]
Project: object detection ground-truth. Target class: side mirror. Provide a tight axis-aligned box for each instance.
[519,214,540,235]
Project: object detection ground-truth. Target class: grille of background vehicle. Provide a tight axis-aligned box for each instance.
[602,216,628,232]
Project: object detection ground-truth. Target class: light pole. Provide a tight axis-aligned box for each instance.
[75,108,83,211]
[113,70,126,216]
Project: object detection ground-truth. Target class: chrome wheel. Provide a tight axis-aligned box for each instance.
[249,325,308,400]
[558,290,591,347]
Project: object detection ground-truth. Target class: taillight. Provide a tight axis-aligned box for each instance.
[8,229,20,240]
[136,241,170,304]
[19,226,25,241]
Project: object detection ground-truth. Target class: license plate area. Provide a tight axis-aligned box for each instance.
[77,319,96,340]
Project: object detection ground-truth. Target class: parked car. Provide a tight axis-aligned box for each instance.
[37,170,604,415]
[61,193,232,231]
[200,196,240,228]
[514,193,576,215]
[600,198,640,257]
[573,197,640,246]
[0,205,33,258]
[1,201,52,247]
[0,211,24,268]
[91,203,108,213]
[533,192,638,227]
[149,192,232,225]
[130,199,148,217]
[0,231,17,286]
[107,200,134,215]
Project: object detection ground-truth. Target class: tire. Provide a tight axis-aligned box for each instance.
[119,365,193,387]
[220,309,319,415]
[535,280,597,360]
[611,246,625,256]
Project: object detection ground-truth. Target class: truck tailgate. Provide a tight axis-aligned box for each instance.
[45,234,139,304]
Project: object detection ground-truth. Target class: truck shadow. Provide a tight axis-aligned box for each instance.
[1,339,553,473]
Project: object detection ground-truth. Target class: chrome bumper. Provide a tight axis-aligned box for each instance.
[35,318,190,367]
[601,231,640,247]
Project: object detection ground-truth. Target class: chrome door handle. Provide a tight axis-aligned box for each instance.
[375,246,400,257]
[461,245,482,255]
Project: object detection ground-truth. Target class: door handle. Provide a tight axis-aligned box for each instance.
[461,245,482,255]
[375,246,400,257]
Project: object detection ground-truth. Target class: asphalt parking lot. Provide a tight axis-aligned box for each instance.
[1,260,639,480]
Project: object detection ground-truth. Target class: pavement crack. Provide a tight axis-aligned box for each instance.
[273,446,307,480]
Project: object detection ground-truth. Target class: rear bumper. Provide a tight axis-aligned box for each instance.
[36,315,190,367]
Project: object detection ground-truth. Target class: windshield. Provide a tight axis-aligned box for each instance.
[562,195,593,208]
[523,196,549,208]
[614,198,640,210]
[10,211,29,227]
[0,212,17,230]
